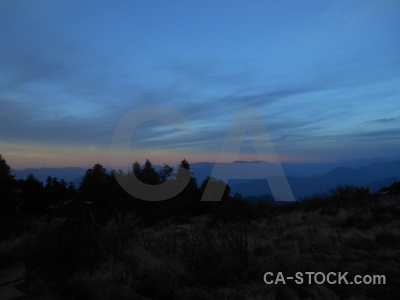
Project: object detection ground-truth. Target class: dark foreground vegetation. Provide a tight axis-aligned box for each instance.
[1,154,400,300]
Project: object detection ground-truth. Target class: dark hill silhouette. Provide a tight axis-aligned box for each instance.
[229,165,400,200]
[367,176,400,192]
[319,167,377,185]
[357,160,400,178]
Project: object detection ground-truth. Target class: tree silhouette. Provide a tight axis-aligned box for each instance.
[175,159,200,213]
[67,182,77,198]
[200,176,231,202]
[132,161,142,182]
[141,159,160,185]
[44,176,69,206]
[0,154,16,209]
[22,174,45,214]
[79,163,109,207]
[0,154,13,182]
[159,163,173,182]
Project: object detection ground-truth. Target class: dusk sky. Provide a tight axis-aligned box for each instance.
[1,0,399,169]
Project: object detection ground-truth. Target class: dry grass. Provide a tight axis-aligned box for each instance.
[0,233,33,269]
[19,195,400,300]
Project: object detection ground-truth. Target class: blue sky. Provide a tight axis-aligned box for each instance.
[0,0,399,169]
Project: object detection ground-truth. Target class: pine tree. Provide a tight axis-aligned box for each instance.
[0,154,16,209]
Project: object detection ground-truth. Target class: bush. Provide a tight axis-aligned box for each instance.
[330,185,370,207]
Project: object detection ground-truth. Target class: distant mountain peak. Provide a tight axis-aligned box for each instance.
[233,160,267,163]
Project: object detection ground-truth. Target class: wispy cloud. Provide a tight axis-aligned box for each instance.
[1,0,399,167]
[367,116,400,123]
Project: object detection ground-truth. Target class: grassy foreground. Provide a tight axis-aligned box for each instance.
[2,190,399,300]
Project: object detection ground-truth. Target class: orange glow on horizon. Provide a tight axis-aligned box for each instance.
[1,141,328,170]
